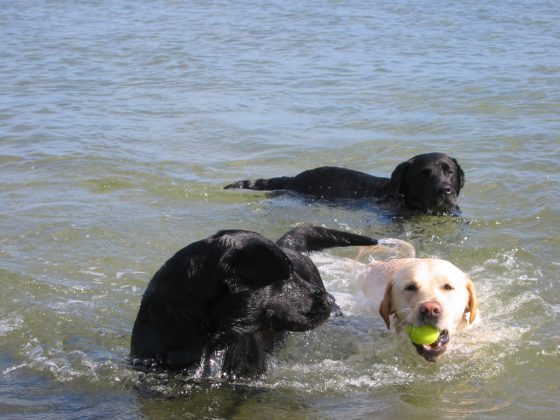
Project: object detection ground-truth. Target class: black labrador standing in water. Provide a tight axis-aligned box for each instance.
[225,152,465,214]
[130,226,376,378]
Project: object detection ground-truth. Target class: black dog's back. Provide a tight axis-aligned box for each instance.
[225,166,390,200]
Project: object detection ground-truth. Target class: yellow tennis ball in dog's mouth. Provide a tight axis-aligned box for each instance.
[406,324,440,345]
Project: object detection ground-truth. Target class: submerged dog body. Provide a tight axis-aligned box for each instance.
[357,257,478,362]
[130,226,376,377]
[225,152,465,214]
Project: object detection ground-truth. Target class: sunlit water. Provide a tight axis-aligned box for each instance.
[1,0,559,418]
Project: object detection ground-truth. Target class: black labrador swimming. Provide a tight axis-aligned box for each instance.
[225,152,465,214]
[130,226,376,378]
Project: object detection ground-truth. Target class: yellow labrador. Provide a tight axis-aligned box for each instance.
[356,247,479,362]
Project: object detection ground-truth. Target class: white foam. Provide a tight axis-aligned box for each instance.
[0,314,24,335]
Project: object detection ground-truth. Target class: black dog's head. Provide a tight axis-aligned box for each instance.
[130,230,334,370]
[387,152,465,214]
[256,248,334,332]
[210,231,334,341]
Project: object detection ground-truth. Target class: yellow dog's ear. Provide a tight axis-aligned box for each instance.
[379,282,394,329]
[466,279,478,324]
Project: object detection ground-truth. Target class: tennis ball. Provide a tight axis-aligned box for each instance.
[406,324,440,345]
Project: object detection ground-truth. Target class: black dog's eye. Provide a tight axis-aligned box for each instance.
[440,164,453,175]
[442,284,454,291]
[419,168,431,178]
[404,284,418,292]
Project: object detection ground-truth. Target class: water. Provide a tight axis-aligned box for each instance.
[1,0,559,418]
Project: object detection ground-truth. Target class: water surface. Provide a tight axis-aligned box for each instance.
[1,0,559,418]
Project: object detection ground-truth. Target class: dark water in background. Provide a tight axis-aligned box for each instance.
[1,0,559,418]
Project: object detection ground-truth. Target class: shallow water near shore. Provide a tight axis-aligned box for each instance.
[1,0,559,418]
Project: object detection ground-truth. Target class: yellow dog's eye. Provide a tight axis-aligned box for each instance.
[404,284,418,292]
[442,284,454,291]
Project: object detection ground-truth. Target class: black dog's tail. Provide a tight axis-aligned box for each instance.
[276,226,377,253]
[224,176,293,191]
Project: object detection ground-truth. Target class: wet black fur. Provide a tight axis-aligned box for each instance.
[130,226,376,378]
[225,152,465,214]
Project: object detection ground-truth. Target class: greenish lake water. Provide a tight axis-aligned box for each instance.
[1,0,559,418]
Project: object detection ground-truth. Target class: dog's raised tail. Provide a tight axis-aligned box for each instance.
[276,226,377,253]
[224,176,293,191]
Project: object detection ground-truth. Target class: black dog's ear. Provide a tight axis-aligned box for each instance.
[452,158,465,194]
[387,160,411,197]
[219,236,292,288]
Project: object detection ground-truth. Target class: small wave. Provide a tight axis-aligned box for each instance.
[3,338,137,389]
[263,358,421,393]
[78,269,107,278]
[0,314,24,335]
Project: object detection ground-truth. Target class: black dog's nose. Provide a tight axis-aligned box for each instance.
[325,293,335,308]
[439,185,453,195]
[315,290,335,308]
